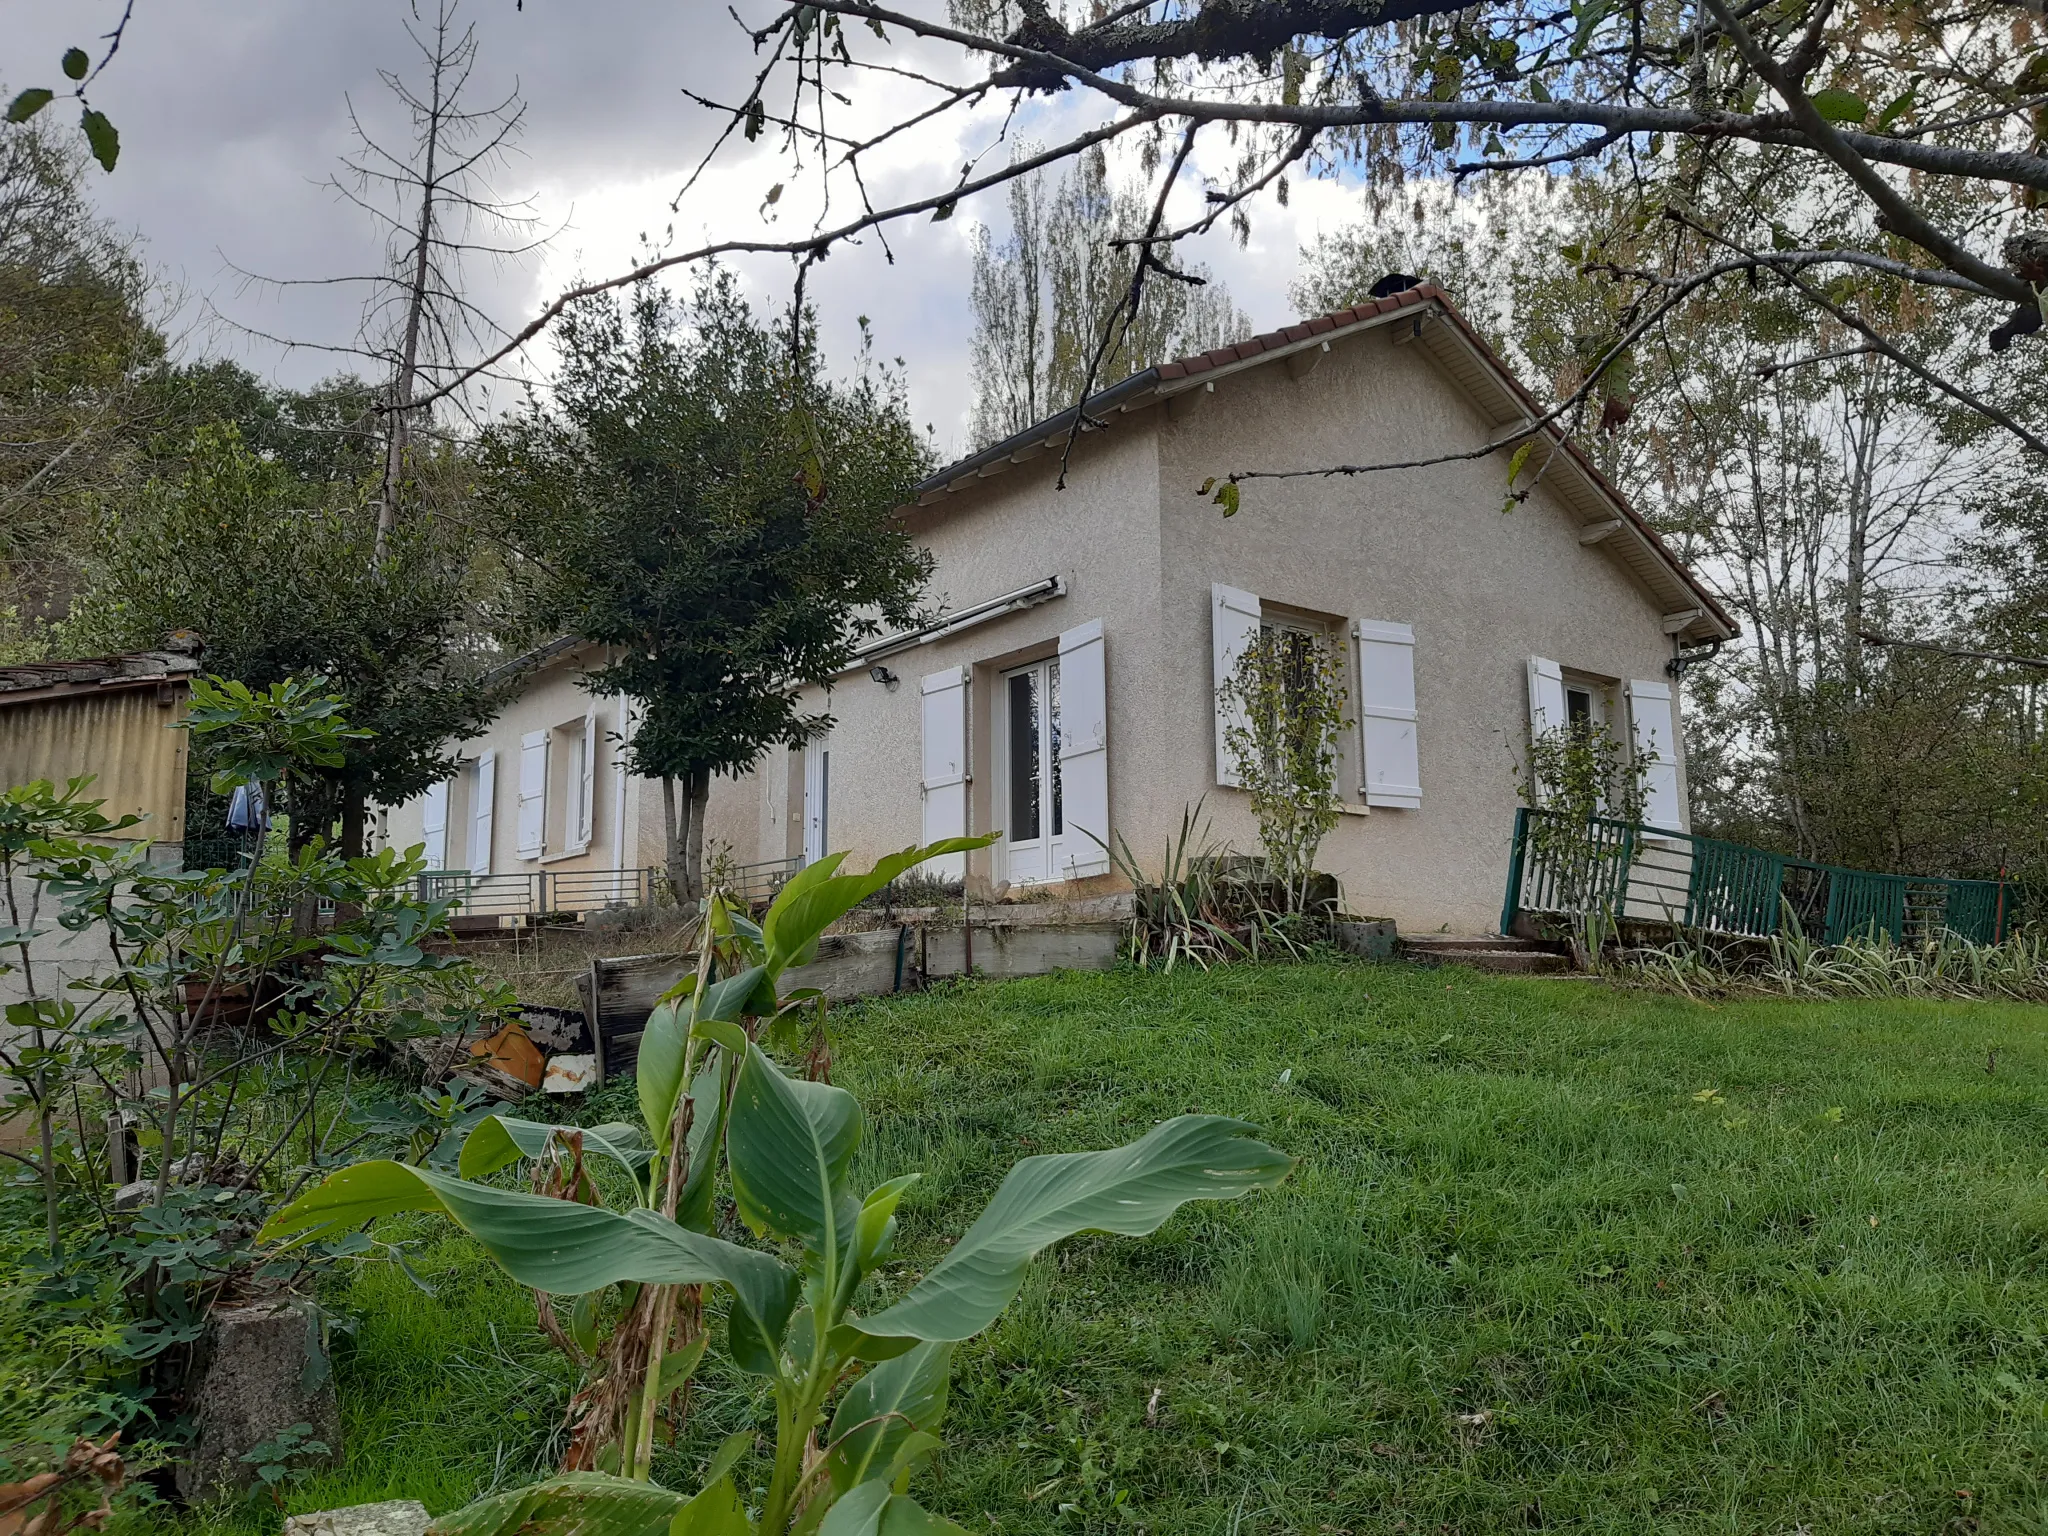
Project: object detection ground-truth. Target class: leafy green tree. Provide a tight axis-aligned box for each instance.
[480,273,933,899]
[64,423,510,855]
[145,362,385,487]
[0,113,161,640]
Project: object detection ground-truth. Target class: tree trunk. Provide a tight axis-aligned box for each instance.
[341,789,368,862]
[375,0,449,560]
[661,769,712,906]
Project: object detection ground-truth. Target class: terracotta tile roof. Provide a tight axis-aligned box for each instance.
[1152,284,1440,381]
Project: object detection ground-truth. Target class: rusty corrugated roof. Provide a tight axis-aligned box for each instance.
[0,650,202,705]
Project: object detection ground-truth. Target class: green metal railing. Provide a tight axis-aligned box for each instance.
[1502,807,2033,945]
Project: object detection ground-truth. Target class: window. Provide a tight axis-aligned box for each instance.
[1563,677,1612,737]
[539,709,599,858]
[803,731,831,865]
[1565,686,1594,731]
[1233,605,1355,800]
[999,656,1064,883]
[1258,617,1329,763]
[1216,585,1407,806]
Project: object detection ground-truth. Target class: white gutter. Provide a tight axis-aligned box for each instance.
[842,575,1066,673]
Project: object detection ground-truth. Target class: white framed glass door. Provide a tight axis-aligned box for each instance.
[802,732,831,865]
[998,657,1064,884]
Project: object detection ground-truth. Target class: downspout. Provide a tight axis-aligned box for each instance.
[1665,636,1724,680]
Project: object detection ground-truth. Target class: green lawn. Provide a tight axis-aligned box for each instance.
[195,962,2048,1534]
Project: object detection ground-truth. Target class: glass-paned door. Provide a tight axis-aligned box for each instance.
[999,658,1064,884]
[802,732,831,865]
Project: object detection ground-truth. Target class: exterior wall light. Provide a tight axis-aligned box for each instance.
[869,664,900,691]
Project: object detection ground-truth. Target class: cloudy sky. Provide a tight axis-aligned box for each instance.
[10,1,1379,458]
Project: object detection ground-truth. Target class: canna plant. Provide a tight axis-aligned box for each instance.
[262,839,1296,1535]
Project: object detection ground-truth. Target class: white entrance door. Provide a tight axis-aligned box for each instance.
[802,732,831,865]
[998,657,1064,885]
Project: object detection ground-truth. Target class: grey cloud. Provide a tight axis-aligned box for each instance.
[9,2,1329,454]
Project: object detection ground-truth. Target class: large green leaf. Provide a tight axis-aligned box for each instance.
[760,838,993,976]
[428,1471,684,1536]
[458,1116,652,1187]
[675,1051,729,1233]
[817,1485,970,1536]
[857,1117,1291,1342]
[698,1021,861,1249]
[638,998,692,1154]
[642,965,772,1151]
[669,1474,753,1535]
[875,1496,971,1535]
[1808,86,1869,124]
[259,1161,796,1344]
[826,1341,953,1493]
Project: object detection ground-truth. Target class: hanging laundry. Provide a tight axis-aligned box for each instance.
[226,781,270,832]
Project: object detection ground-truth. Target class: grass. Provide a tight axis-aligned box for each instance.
[180,961,2048,1534]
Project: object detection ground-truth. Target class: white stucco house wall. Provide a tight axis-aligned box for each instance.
[372,638,682,918]
[383,284,1734,935]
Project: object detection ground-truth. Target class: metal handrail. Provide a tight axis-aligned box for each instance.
[412,857,803,921]
[1502,807,2036,945]
[416,866,658,920]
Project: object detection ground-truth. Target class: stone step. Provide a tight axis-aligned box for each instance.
[1401,936,1572,974]
[1404,933,1543,951]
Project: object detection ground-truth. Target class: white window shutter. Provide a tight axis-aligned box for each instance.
[1628,678,1684,830]
[1354,620,1421,809]
[1212,583,1261,786]
[577,707,598,847]
[468,750,496,874]
[611,704,632,881]
[517,730,548,857]
[420,779,449,871]
[1527,656,1566,740]
[1057,619,1110,878]
[1525,656,1567,804]
[920,667,970,881]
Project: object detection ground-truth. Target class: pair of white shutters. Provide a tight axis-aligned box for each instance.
[468,752,495,873]
[420,751,499,872]
[918,618,1111,882]
[1211,584,1421,809]
[515,711,598,858]
[1526,656,1683,830]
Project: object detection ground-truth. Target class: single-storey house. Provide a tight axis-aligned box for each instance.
[367,637,674,920]
[381,284,1734,934]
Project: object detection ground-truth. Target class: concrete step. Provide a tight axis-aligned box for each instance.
[1404,933,1541,951]
[1402,935,1573,974]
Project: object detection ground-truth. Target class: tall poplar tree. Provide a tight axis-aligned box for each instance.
[968,147,1250,449]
